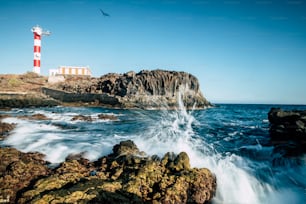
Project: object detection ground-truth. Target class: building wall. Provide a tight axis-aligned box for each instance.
[49,69,59,76]
[56,66,92,76]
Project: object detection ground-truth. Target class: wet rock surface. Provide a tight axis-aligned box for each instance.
[0,120,15,140]
[71,114,118,121]
[17,113,51,121]
[71,114,93,122]
[98,113,118,121]
[0,147,50,203]
[0,140,216,204]
[268,108,306,155]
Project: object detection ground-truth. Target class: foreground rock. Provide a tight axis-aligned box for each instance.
[48,69,211,109]
[0,148,50,203]
[268,108,306,155]
[0,140,216,203]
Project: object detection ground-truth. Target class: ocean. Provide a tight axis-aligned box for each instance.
[1,103,306,204]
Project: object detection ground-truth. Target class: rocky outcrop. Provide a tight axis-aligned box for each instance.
[0,147,50,203]
[17,113,51,121]
[0,116,216,203]
[0,70,211,109]
[49,70,211,109]
[98,114,118,121]
[71,115,93,122]
[0,119,15,140]
[0,93,59,109]
[0,140,216,204]
[71,114,118,122]
[18,140,216,203]
[268,108,306,155]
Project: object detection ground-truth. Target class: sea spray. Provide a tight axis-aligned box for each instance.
[132,90,270,203]
[133,90,305,204]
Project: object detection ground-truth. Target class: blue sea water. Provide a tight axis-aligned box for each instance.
[1,103,306,204]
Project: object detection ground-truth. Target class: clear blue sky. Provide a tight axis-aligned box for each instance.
[1,0,306,104]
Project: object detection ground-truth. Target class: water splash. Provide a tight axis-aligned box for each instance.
[134,86,199,156]
[133,89,305,204]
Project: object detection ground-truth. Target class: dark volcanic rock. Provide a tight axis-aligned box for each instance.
[71,115,93,122]
[98,114,118,121]
[98,70,211,109]
[51,70,211,109]
[268,108,306,155]
[16,140,216,204]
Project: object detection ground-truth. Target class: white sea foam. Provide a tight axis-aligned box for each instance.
[2,117,26,124]
[23,133,60,152]
[2,119,61,157]
[45,144,69,163]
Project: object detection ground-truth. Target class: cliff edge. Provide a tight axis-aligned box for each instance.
[49,69,211,109]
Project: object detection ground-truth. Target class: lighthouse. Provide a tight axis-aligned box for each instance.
[31,25,50,75]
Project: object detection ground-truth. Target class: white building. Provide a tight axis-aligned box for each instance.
[49,66,92,77]
[49,69,59,76]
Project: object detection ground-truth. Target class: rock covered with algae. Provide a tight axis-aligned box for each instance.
[1,140,216,204]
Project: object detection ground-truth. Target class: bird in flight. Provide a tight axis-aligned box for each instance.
[100,9,110,17]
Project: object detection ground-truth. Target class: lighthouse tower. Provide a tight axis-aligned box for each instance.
[31,25,50,75]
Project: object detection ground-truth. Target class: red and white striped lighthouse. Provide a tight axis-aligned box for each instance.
[31,25,50,75]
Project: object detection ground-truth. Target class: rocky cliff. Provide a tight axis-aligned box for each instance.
[268,108,306,155]
[50,70,211,109]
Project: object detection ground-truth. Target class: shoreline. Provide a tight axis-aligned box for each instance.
[0,90,213,110]
[0,115,217,203]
